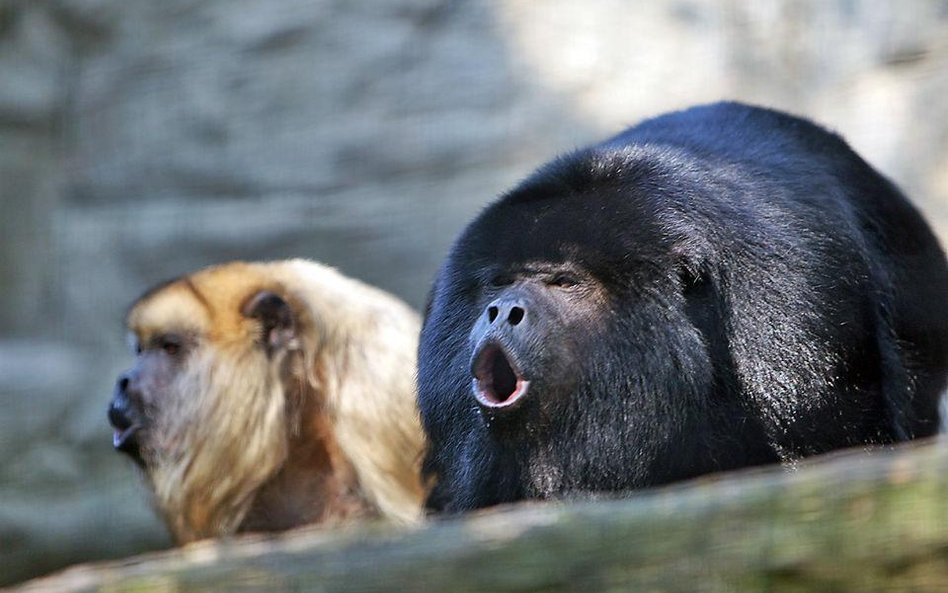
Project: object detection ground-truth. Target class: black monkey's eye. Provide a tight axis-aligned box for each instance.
[489,274,514,287]
[678,265,709,294]
[548,273,580,288]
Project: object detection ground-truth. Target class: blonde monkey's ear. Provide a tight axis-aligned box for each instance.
[242,291,299,355]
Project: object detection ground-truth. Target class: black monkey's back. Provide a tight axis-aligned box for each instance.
[607,102,948,437]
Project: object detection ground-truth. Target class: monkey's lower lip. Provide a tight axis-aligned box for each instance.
[113,425,140,451]
[472,343,529,409]
[113,426,146,467]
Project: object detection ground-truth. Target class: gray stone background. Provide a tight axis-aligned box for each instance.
[1,0,946,585]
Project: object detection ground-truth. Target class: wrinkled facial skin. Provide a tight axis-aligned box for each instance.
[108,333,189,466]
[467,267,602,423]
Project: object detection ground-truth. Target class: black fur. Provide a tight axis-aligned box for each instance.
[417,102,948,513]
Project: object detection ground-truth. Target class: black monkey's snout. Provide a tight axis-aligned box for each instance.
[469,293,537,412]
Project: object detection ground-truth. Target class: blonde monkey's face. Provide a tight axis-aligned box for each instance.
[107,268,302,542]
[109,280,293,465]
[109,326,192,467]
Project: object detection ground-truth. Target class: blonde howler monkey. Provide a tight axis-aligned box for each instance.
[108,260,426,543]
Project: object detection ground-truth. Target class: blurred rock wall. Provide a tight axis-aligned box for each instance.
[1,0,946,585]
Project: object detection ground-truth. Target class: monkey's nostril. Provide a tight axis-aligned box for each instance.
[508,307,524,326]
[488,306,498,323]
[118,377,129,392]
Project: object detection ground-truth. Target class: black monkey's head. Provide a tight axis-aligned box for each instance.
[418,150,780,512]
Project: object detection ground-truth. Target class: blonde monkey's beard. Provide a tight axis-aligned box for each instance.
[147,346,292,543]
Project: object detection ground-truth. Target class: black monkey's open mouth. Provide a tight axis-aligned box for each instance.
[472,343,529,409]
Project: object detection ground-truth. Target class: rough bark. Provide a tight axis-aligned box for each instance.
[10,439,948,593]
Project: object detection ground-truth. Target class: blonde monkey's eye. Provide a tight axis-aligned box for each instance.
[158,335,183,357]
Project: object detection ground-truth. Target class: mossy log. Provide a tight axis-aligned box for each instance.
[9,439,948,593]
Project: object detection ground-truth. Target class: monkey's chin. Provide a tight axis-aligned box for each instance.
[113,426,145,467]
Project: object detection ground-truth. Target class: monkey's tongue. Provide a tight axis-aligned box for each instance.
[473,344,529,408]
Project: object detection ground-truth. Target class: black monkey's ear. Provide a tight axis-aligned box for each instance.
[242,291,297,354]
[672,240,711,295]
[677,261,704,292]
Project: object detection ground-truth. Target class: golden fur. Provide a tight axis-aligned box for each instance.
[124,259,425,543]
